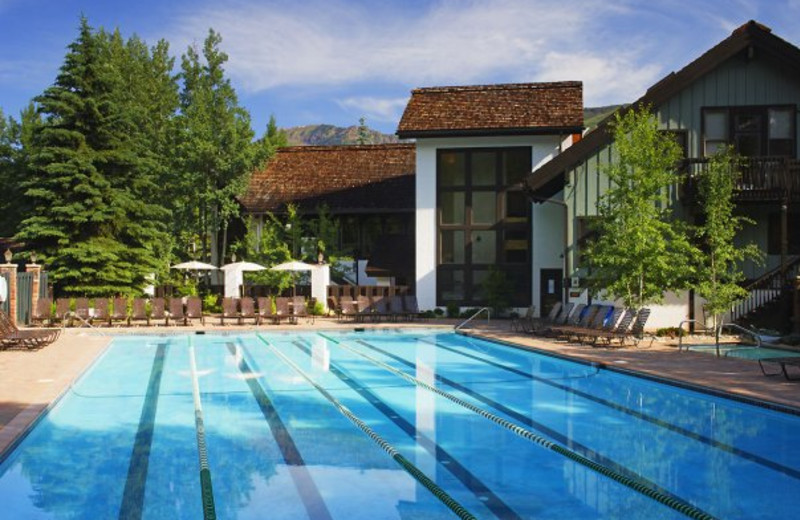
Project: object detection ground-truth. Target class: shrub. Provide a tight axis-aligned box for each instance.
[310,300,325,316]
[446,302,459,318]
[433,307,445,317]
[655,327,686,338]
[203,294,220,313]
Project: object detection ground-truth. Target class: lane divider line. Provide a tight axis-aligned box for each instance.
[318,332,716,520]
[255,333,478,520]
[188,336,217,520]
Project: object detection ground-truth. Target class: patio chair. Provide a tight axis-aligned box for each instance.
[587,308,636,347]
[327,296,341,319]
[371,296,391,322]
[528,302,562,334]
[256,297,274,325]
[274,297,293,324]
[402,295,422,321]
[554,305,610,341]
[111,297,128,326]
[510,306,535,332]
[151,297,167,326]
[339,298,358,322]
[31,297,54,327]
[292,296,312,324]
[240,297,257,325]
[759,356,800,380]
[54,298,71,327]
[600,308,654,348]
[221,297,239,325]
[570,307,623,344]
[0,310,60,350]
[168,298,186,326]
[356,295,374,322]
[186,296,204,325]
[388,295,405,321]
[539,303,584,338]
[130,298,148,326]
[92,298,111,326]
[74,297,90,326]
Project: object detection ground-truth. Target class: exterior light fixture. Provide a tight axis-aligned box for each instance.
[231,252,237,263]
[3,249,12,263]
[30,251,37,264]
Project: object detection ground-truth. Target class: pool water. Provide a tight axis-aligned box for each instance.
[1,330,799,519]
[684,343,800,359]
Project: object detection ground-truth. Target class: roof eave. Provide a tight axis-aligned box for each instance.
[396,126,583,140]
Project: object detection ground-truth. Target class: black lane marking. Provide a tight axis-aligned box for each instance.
[293,340,522,520]
[119,343,168,520]
[350,339,685,502]
[226,342,332,520]
[421,336,800,482]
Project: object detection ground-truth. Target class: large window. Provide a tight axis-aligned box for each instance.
[437,147,531,306]
[702,105,796,157]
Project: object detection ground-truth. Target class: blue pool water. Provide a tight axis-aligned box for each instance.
[1,329,799,519]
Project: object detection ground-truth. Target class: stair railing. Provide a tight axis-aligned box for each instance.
[730,255,800,323]
[455,307,490,331]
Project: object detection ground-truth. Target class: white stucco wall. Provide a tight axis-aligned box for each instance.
[531,191,566,317]
[415,135,562,311]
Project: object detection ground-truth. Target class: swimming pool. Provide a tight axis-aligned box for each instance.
[683,343,800,360]
[1,329,798,519]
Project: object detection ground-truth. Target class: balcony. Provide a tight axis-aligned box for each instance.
[681,156,800,204]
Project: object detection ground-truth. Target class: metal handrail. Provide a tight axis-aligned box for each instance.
[715,322,762,357]
[677,319,714,352]
[63,311,95,329]
[455,307,490,331]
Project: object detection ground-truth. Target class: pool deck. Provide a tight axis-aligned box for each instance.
[1,318,799,455]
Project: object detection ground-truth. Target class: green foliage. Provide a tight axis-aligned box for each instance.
[655,327,686,338]
[356,116,371,145]
[586,108,699,309]
[445,302,459,318]
[694,147,763,330]
[481,267,512,316]
[238,215,293,293]
[16,18,171,296]
[252,115,287,170]
[203,293,221,314]
[310,300,325,316]
[0,104,40,236]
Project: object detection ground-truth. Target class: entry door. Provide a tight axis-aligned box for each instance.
[539,269,563,318]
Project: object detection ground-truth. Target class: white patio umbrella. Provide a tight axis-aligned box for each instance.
[171,260,218,271]
[271,260,315,296]
[220,261,267,298]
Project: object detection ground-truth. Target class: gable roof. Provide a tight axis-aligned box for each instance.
[240,144,416,214]
[527,20,800,197]
[396,82,583,139]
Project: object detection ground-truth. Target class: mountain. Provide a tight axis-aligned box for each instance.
[282,106,625,146]
[283,124,400,146]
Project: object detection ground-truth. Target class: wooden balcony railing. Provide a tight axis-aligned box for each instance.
[681,156,800,204]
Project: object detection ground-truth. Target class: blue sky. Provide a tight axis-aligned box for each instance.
[1,0,799,135]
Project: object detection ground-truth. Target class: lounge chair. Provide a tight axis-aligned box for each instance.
[31,297,54,327]
[274,297,293,324]
[92,298,111,326]
[510,306,535,332]
[111,297,128,326]
[388,295,405,321]
[240,297,257,325]
[602,308,654,348]
[292,296,312,324]
[74,297,90,326]
[256,297,274,325]
[327,296,340,319]
[339,298,358,322]
[168,298,186,326]
[356,295,374,322]
[186,297,204,325]
[402,295,422,321]
[587,308,636,347]
[151,297,167,326]
[130,298,148,326]
[0,310,60,349]
[554,305,610,342]
[221,297,239,325]
[528,302,562,334]
[540,303,584,338]
[571,307,623,344]
[759,356,800,380]
[371,296,391,322]
[54,298,71,327]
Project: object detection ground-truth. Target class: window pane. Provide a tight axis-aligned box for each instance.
[440,231,464,264]
[472,152,496,186]
[504,228,528,263]
[506,191,528,221]
[440,192,465,224]
[705,140,727,157]
[735,113,760,133]
[769,108,792,139]
[471,230,496,263]
[472,191,497,224]
[736,134,761,157]
[472,270,488,301]
[704,110,728,140]
[502,148,531,185]
[439,270,464,301]
[440,152,465,186]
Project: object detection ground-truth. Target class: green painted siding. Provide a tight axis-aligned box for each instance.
[565,53,800,277]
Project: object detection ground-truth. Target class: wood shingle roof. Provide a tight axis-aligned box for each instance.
[240,144,416,214]
[397,81,584,138]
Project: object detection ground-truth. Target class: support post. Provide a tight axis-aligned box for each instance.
[0,262,18,327]
[28,262,41,322]
[794,276,800,335]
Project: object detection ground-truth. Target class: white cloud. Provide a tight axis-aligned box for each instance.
[336,96,409,122]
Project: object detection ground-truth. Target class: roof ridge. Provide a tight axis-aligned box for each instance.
[278,143,415,153]
[410,81,581,94]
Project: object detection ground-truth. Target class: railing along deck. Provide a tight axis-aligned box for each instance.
[682,156,800,203]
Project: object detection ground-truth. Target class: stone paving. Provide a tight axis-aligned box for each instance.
[1,318,798,456]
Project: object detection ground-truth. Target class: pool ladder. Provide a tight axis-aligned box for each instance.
[455,307,490,331]
[678,319,761,356]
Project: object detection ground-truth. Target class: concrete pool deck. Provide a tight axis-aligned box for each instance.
[1,318,798,455]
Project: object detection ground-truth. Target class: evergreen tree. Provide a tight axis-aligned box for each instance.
[0,104,40,236]
[586,108,699,309]
[17,18,171,295]
[695,147,762,331]
[356,116,371,145]
[174,29,255,267]
[253,114,287,169]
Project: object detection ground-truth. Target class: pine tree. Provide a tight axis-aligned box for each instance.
[356,116,371,145]
[17,18,172,295]
[586,108,699,309]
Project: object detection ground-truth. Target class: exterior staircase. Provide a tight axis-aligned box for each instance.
[731,256,800,333]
